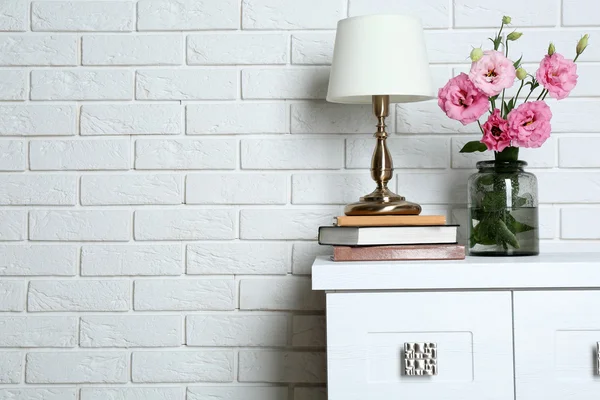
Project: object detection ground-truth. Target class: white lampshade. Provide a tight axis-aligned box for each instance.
[327,14,435,104]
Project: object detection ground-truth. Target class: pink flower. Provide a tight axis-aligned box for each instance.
[437,73,489,125]
[536,53,578,100]
[469,50,517,96]
[481,109,512,152]
[507,101,552,148]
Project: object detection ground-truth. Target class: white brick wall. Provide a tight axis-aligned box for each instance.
[136,69,237,100]
[0,317,77,347]
[80,315,182,348]
[186,314,288,346]
[26,352,129,383]
[81,104,183,135]
[81,244,183,276]
[187,103,288,134]
[83,35,183,66]
[134,278,235,311]
[0,35,77,66]
[81,387,184,400]
[187,33,288,65]
[238,351,326,382]
[0,0,28,32]
[28,280,131,312]
[0,70,27,100]
[30,70,133,100]
[0,140,26,171]
[0,352,23,383]
[131,351,234,383]
[0,281,25,311]
[1,0,598,397]
[0,105,76,135]
[188,387,287,400]
[32,1,135,32]
[0,388,77,400]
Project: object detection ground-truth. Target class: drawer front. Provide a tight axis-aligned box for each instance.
[514,291,600,400]
[326,291,514,400]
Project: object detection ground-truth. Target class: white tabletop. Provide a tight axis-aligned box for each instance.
[312,253,600,291]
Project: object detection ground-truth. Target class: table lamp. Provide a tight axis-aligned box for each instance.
[327,14,435,216]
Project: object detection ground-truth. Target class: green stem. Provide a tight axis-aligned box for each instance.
[574,53,580,62]
[494,23,505,51]
[503,33,509,118]
[477,120,484,134]
[536,89,547,101]
[514,80,524,100]
[541,91,548,100]
[524,85,538,103]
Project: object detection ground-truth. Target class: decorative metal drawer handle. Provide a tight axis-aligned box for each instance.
[597,342,599,376]
[404,342,437,376]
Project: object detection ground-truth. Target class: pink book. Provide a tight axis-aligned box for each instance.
[333,244,466,262]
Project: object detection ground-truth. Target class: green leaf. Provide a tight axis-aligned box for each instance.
[492,35,504,51]
[460,141,487,153]
[469,235,477,248]
[496,219,520,249]
[503,98,517,117]
[495,146,519,162]
[469,218,478,248]
[482,191,507,212]
[478,174,495,186]
[502,100,512,117]
[513,55,523,68]
[513,221,535,234]
[513,196,528,208]
[474,218,501,245]
[506,213,535,234]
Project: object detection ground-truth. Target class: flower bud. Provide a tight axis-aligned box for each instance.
[576,34,589,55]
[502,15,512,24]
[548,42,555,55]
[516,67,527,80]
[470,47,484,62]
[507,31,523,41]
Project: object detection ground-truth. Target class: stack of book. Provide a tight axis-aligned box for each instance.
[318,215,465,261]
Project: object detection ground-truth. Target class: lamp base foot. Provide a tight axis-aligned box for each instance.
[344,198,422,216]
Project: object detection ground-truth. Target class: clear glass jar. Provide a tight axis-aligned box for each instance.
[467,160,539,256]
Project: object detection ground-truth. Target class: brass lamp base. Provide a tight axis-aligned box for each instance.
[344,95,422,216]
[344,188,422,215]
[344,199,422,216]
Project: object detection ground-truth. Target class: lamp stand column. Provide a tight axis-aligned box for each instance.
[343,95,422,216]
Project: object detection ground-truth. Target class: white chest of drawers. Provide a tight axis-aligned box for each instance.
[312,253,600,400]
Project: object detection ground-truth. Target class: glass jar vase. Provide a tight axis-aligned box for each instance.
[467,160,539,256]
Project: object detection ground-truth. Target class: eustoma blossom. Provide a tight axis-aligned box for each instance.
[536,53,578,100]
[507,101,552,148]
[481,109,511,151]
[437,73,489,125]
[469,50,517,97]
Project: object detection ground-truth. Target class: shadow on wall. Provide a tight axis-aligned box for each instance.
[310,71,331,100]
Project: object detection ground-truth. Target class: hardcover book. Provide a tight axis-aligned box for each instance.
[318,225,459,246]
[334,215,446,227]
[333,244,466,261]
